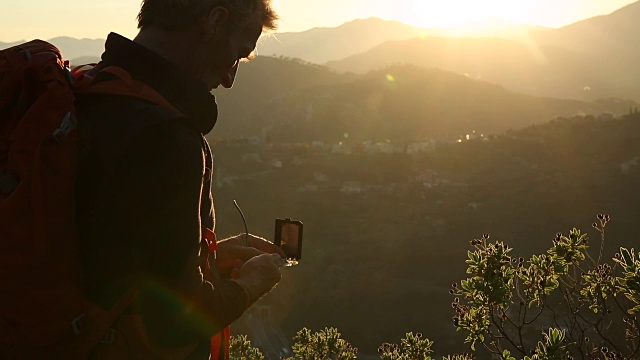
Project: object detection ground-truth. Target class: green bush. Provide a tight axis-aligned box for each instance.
[285,327,358,360]
[229,334,265,360]
[378,332,434,360]
[232,215,640,359]
[452,215,640,358]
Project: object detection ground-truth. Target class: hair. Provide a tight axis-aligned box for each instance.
[137,0,278,32]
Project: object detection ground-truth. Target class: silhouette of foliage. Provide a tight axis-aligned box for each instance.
[284,327,358,360]
[452,215,640,358]
[378,332,434,360]
[229,334,265,360]
[231,215,639,359]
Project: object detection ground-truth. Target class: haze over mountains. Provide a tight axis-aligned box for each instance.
[255,17,546,64]
[0,17,546,64]
[0,37,104,64]
[3,1,639,138]
[327,1,640,101]
[212,58,634,141]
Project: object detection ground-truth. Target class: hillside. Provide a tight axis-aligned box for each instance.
[326,36,614,100]
[0,17,548,68]
[210,113,640,356]
[531,0,640,57]
[326,1,640,101]
[256,17,546,64]
[213,59,635,142]
[256,18,423,64]
[212,56,350,137]
[0,18,421,65]
[0,36,105,60]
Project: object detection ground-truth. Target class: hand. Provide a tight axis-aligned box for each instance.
[215,234,286,278]
[233,253,282,306]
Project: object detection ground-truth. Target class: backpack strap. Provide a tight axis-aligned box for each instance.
[75,65,223,359]
[79,287,139,352]
[75,65,182,116]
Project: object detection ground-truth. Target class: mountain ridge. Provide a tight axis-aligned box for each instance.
[212,58,635,142]
[325,1,640,101]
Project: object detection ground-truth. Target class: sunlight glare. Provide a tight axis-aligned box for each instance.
[393,0,530,29]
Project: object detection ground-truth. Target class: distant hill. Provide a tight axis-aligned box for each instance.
[212,58,635,142]
[0,18,541,66]
[0,37,105,60]
[257,17,547,64]
[325,1,640,101]
[531,1,640,57]
[212,56,350,138]
[256,18,423,64]
[69,56,101,67]
[0,17,416,64]
[0,40,21,49]
[327,37,610,100]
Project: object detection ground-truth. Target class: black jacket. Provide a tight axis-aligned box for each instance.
[75,33,247,357]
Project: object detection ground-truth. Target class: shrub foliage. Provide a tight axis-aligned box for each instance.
[230,215,640,359]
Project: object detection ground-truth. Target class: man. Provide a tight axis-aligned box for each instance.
[75,0,283,358]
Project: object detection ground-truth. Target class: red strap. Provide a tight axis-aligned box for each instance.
[202,227,229,360]
[210,327,230,360]
[224,327,230,360]
[203,227,217,252]
[70,63,98,76]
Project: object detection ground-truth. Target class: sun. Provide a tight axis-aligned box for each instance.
[392,0,531,29]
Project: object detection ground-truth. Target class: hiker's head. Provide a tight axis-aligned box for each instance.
[136,0,278,89]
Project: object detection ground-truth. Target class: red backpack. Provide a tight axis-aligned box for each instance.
[0,40,224,359]
[0,39,133,359]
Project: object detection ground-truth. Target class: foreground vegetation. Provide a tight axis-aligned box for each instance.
[230,215,640,359]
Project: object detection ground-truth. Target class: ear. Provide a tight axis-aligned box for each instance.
[204,6,230,37]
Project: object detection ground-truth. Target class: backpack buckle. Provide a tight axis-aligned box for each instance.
[100,328,117,344]
[71,314,89,335]
[53,112,76,143]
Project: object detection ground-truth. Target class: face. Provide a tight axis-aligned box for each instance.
[197,8,263,90]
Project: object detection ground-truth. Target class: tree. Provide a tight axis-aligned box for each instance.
[229,334,265,360]
[232,215,640,359]
[451,215,640,358]
[284,327,358,360]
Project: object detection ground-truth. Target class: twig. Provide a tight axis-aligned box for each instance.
[233,200,249,246]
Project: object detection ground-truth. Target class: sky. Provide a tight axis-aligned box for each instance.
[0,0,637,42]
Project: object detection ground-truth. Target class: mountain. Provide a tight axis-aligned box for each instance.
[212,56,350,138]
[0,37,105,60]
[0,40,21,49]
[0,18,424,66]
[531,1,640,57]
[69,56,101,67]
[212,58,635,142]
[326,1,640,101]
[327,36,609,100]
[257,17,547,64]
[256,18,423,64]
[0,15,547,66]
[2,17,417,65]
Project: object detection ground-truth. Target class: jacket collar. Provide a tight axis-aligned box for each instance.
[99,33,218,134]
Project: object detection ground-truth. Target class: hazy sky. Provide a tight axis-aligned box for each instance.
[1,0,637,42]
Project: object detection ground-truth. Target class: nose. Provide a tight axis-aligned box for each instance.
[221,62,239,89]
